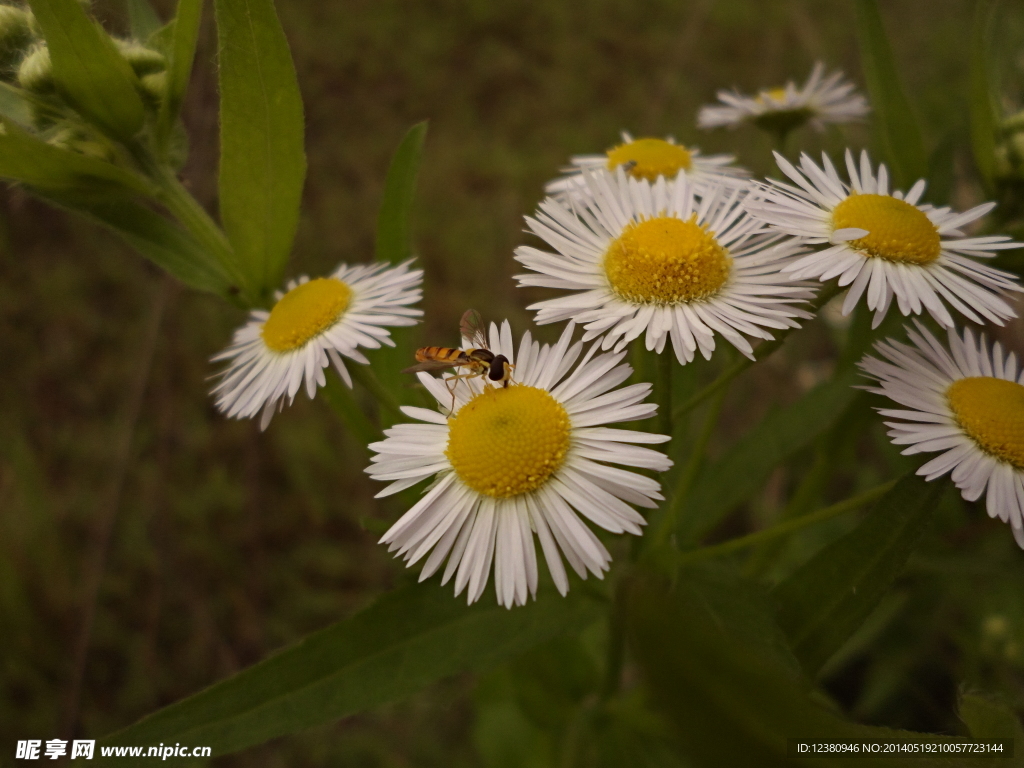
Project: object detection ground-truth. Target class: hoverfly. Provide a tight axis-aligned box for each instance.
[402,310,514,413]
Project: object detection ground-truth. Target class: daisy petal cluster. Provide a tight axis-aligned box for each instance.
[697,62,869,134]
[516,169,815,364]
[211,260,423,429]
[860,321,1024,548]
[745,150,1023,328]
[545,131,746,200]
[368,320,672,607]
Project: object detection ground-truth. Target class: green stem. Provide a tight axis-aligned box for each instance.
[672,281,844,421]
[673,479,897,567]
[351,363,405,422]
[655,349,672,437]
[648,386,726,550]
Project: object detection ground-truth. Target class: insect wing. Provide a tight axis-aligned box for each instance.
[459,309,489,350]
[402,358,466,374]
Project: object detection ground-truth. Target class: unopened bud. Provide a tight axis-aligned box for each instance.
[18,43,53,94]
[116,39,166,76]
[995,111,1024,181]
[138,71,165,106]
[0,5,32,70]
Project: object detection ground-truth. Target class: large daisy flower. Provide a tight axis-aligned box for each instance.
[697,62,869,135]
[211,260,422,429]
[745,149,1023,328]
[368,320,672,608]
[860,321,1024,549]
[545,131,746,199]
[515,169,815,364]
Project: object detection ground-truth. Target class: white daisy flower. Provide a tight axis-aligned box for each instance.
[515,169,815,364]
[697,62,869,135]
[860,321,1024,549]
[211,260,423,429]
[745,149,1024,329]
[368,320,672,608]
[545,131,746,199]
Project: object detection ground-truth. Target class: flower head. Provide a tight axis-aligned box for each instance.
[545,131,746,200]
[745,149,1023,329]
[516,169,814,364]
[211,260,422,429]
[368,320,672,607]
[697,62,869,134]
[860,321,1024,549]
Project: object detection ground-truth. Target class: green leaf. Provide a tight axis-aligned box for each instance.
[627,564,1004,767]
[27,0,145,140]
[157,0,202,153]
[376,121,428,264]
[969,0,1001,192]
[676,370,860,544]
[215,0,306,300]
[125,0,162,40]
[42,192,232,295]
[0,117,152,196]
[772,473,946,676]
[854,0,928,189]
[99,581,600,759]
[0,82,34,126]
[960,693,1024,768]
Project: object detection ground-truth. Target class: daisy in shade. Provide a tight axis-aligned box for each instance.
[545,131,746,200]
[860,321,1024,549]
[368,319,672,608]
[515,169,815,365]
[211,260,422,430]
[745,149,1023,329]
[697,62,869,137]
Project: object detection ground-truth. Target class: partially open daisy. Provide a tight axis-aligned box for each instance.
[211,260,422,429]
[745,150,1023,329]
[515,169,814,364]
[545,131,746,199]
[368,320,672,607]
[860,321,1024,549]
[697,62,869,136]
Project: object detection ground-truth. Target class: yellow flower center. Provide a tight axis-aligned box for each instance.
[758,87,789,103]
[605,138,693,182]
[947,377,1024,470]
[603,215,731,305]
[446,385,571,498]
[261,277,352,352]
[832,193,941,265]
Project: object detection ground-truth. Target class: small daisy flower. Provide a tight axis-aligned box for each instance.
[697,62,869,135]
[368,320,672,608]
[515,169,815,364]
[211,260,422,429]
[860,321,1024,549]
[745,149,1024,329]
[545,131,746,199]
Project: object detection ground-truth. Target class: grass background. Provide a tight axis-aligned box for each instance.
[2,0,1024,765]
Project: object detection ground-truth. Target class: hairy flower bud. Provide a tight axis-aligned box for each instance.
[116,40,166,76]
[18,43,52,94]
[138,71,165,106]
[0,5,33,72]
[994,110,1024,182]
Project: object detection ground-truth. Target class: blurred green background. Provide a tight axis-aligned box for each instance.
[3,0,1024,764]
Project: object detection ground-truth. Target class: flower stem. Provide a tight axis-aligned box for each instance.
[320,375,382,450]
[655,349,672,437]
[350,363,405,422]
[672,280,844,420]
[673,479,897,567]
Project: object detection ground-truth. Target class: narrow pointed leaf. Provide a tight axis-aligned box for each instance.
[0,117,152,196]
[854,0,928,189]
[99,581,600,758]
[215,0,306,301]
[43,192,232,295]
[676,371,860,544]
[27,0,145,140]
[772,473,946,676]
[627,564,1005,767]
[376,121,428,264]
[157,0,203,151]
[969,0,1001,192]
[126,0,162,40]
[0,82,33,126]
